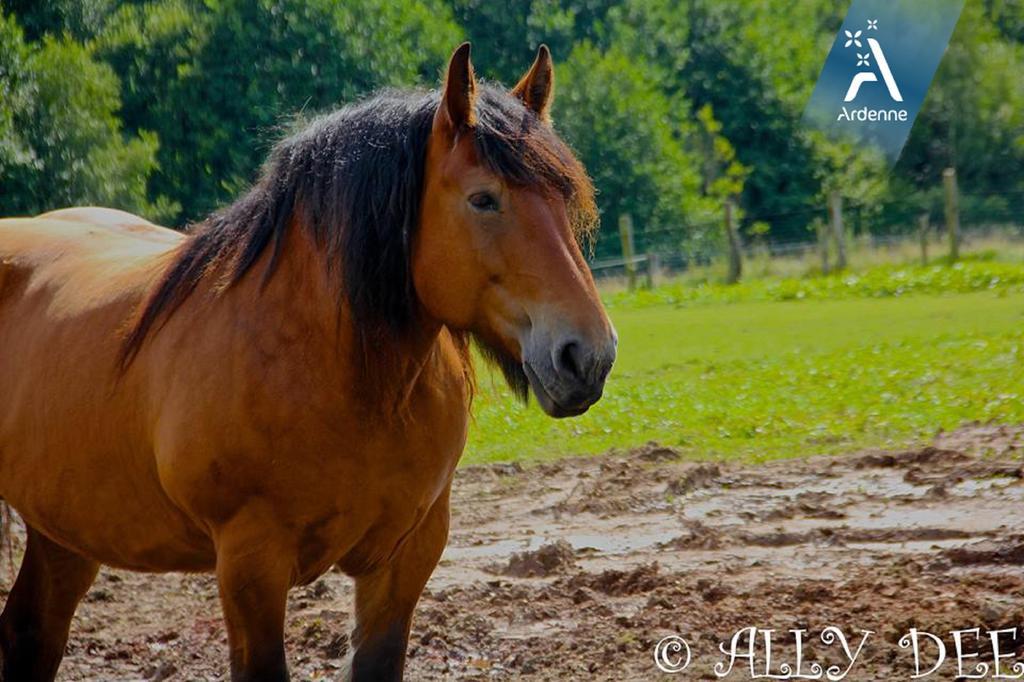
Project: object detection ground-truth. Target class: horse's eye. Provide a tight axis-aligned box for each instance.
[468,192,499,212]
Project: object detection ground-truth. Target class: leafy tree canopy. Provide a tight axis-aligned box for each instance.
[0,13,167,218]
[0,0,1021,250]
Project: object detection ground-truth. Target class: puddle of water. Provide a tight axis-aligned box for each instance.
[952,477,1021,494]
[443,538,543,561]
[445,465,1024,569]
[844,538,970,553]
[678,469,932,523]
[445,514,682,562]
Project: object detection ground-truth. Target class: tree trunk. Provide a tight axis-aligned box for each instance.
[724,199,742,284]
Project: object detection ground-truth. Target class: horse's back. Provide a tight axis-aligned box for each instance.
[0,206,183,383]
[39,207,182,244]
[1,206,181,264]
[0,205,182,402]
[0,208,182,317]
[40,206,168,231]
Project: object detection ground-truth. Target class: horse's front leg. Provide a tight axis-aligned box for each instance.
[213,505,294,682]
[347,487,450,682]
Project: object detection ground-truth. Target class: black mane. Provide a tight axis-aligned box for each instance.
[121,84,596,397]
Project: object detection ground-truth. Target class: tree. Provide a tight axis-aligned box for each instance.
[3,0,1023,244]
[446,0,619,84]
[0,13,167,218]
[984,0,1024,42]
[605,0,829,242]
[96,0,463,224]
[1,0,116,41]
[0,12,34,184]
[899,3,1024,195]
[554,42,714,259]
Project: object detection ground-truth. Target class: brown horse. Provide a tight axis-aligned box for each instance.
[0,43,615,681]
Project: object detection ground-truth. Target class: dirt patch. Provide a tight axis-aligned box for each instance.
[665,463,721,496]
[941,536,1024,567]
[10,423,1024,680]
[564,562,671,597]
[487,540,577,578]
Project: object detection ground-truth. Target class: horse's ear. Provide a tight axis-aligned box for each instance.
[512,44,554,121]
[437,42,477,134]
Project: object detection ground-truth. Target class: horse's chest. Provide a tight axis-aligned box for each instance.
[297,469,454,582]
[296,395,467,581]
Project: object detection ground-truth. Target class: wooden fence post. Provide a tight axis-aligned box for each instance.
[645,251,659,288]
[917,212,930,265]
[943,167,960,262]
[618,213,636,290]
[724,199,742,284]
[829,191,847,270]
[815,218,830,275]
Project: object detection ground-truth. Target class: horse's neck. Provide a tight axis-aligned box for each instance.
[216,224,450,414]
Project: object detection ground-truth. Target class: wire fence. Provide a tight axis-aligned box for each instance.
[589,188,1024,281]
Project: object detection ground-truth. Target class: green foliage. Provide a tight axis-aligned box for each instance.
[608,1,828,243]
[898,3,1024,196]
[727,0,841,109]
[447,0,618,84]
[1,0,116,41]
[96,0,463,223]
[695,103,749,200]
[0,13,168,219]
[1,0,1022,251]
[0,14,33,176]
[984,0,1024,42]
[555,42,714,258]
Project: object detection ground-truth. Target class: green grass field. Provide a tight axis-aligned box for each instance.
[463,263,1024,465]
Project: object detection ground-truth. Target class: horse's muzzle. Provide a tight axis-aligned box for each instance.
[523,329,617,418]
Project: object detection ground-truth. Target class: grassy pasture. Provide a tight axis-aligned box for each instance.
[464,261,1024,465]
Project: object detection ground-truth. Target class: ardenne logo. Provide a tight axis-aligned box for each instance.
[836,19,908,123]
[801,0,964,164]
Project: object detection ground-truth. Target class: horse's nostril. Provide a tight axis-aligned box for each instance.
[557,340,584,381]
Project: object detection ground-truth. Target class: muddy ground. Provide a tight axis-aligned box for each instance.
[8,423,1024,680]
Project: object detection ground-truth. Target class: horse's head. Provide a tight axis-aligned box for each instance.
[415,44,616,418]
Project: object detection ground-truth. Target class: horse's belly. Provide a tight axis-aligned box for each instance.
[11,491,216,573]
[0,430,216,571]
[0,225,213,571]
